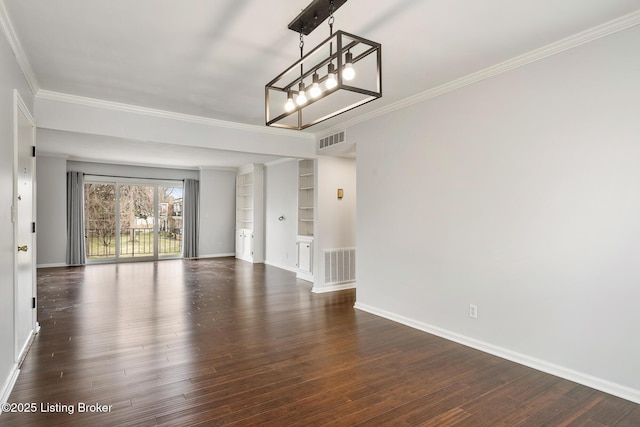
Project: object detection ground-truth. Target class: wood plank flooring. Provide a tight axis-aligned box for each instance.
[2,258,638,426]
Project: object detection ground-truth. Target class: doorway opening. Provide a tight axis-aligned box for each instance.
[84,178,183,262]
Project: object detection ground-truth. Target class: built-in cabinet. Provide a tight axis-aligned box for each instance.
[296,159,314,281]
[235,228,253,260]
[235,164,264,263]
[297,235,313,274]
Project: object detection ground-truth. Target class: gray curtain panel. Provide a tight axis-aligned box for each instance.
[66,171,86,265]
[183,178,200,258]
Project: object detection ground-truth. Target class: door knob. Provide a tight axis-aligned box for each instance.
[17,245,28,252]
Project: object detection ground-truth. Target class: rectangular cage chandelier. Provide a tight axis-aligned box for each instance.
[265,0,382,130]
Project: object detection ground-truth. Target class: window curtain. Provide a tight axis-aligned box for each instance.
[183,178,200,258]
[66,171,86,265]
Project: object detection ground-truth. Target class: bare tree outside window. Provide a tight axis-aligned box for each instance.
[84,183,116,256]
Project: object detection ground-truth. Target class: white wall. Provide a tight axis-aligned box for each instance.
[314,156,357,290]
[36,156,67,267]
[0,22,35,402]
[264,159,299,271]
[199,168,236,257]
[352,26,640,402]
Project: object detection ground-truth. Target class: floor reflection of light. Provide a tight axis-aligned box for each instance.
[74,261,192,392]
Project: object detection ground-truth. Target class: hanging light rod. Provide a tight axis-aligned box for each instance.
[288,0,348,35]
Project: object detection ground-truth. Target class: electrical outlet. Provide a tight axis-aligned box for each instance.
[469,304,478,319]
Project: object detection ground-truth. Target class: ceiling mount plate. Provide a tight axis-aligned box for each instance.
[288,0,348,35]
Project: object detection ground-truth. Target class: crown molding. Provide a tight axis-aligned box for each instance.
[321,9,640,136]
[36,90,316,140]
[0,0,39,94]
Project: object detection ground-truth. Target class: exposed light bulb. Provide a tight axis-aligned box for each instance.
[326,63,337,89]
[326,74,337,89]
[343,52,355,81]
[296,83,307,106]
[296,92,307,106]
[309,73,322,98]
[343,64,355,81]
[309,83,321,98]
[284,93,295,112]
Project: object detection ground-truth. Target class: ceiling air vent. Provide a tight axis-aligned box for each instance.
[318,131,345,151]
[316,130,354,157]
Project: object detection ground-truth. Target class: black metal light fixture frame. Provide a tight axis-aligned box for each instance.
[265,0,382,130]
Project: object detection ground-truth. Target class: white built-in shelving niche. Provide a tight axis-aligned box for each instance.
[236,172,254,230]
[298,159,314,236]
[235,164,264,263]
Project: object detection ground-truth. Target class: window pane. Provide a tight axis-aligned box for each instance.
[159,186,183,257]
[119,184,155,258]
[84,183,116,259]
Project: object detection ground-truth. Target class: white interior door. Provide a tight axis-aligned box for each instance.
[14,91,37,360]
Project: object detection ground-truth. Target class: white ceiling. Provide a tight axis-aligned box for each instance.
[3,0,640,168]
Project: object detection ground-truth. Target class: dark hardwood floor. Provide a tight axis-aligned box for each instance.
[2,258,638,426]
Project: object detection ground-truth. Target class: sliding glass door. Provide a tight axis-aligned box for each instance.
[158,185,183,257]
[85,182,117,259]
[84,179,183,262]
[118,184,155,259]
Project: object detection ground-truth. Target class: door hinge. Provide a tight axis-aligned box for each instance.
[32,297,36,309]
[32,222,36,233]
[32,146,36,157]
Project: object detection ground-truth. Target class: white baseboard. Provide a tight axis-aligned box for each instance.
[354,302,640,405]
[297,271,314,283]
[16,338,31,369]
[194,253,235,259]
[1,328,37,410]
[37,262,67,268]
[312,281,356,293]
[264,260,298,274]
[0,365,20,408]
